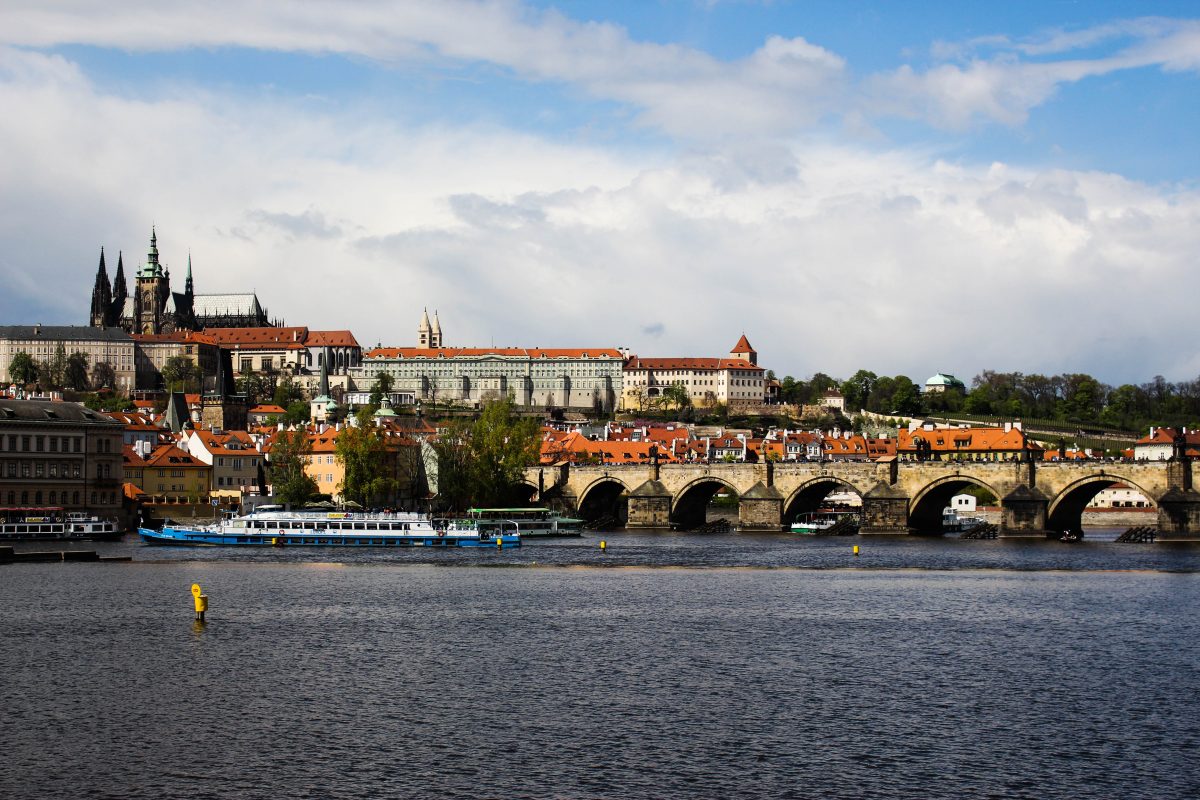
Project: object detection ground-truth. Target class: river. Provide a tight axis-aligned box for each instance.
[2,531,1198,799]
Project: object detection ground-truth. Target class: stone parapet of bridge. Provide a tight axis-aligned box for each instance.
[525,457,1199,540]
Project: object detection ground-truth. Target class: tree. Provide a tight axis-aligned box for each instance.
[42,343,68,390]
[662,382,692,411]
[91,361,116,391]
[273,373,305,408]
[65,351,90,391]
[335,410,398,507]
[162,355,201,393]
[430,421,475,512]
[467,398,542,508]
[270,429,319,507]
[369,372,395,408]
[840,370,877,413]
[8,351,38,386]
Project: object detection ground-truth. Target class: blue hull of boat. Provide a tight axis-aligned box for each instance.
[138,527,520,549]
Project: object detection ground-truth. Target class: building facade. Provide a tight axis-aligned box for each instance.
[355,347,624,410]
[0,325,136,394]
[621,335,766,411]
[0,400,124,515]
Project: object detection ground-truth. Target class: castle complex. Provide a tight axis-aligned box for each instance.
[89,229,273,334]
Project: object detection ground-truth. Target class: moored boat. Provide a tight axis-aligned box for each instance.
[942,508,984,533]
[138,507,520,548]
[790,511,858,535]
[463,507,583,537]
[1,507,121,541]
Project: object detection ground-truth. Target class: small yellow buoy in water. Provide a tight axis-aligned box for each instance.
[853,545,860,557]
[191,583,209,621]
[600,540,607,551]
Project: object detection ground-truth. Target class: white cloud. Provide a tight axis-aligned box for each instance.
[1,16,1199,385]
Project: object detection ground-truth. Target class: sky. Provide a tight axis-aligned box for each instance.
[0,0,1197,386]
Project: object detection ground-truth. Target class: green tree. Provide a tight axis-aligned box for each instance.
[430,421,475,512]
[272,373,305,408]
[42,343,68,389]
[661,382,692,411]
[65,351,90,391]
[369,371,395,408]
[270,428,319,507]
[162,355,201,393]
[467,398,542,507]
[91,361,116,390]
[8,351,38,386]
[335,410,398,507]
[840,369,877,412]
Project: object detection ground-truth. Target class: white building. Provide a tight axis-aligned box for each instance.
[354,347,624,410]
[621,335,765,411]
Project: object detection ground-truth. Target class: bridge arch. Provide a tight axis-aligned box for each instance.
[1046,475,1157,534]
[576,476,633,525]
[671,476,740,529]
[782,478,863,524]
[909,475,1003,533]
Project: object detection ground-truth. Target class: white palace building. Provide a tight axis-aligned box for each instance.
[353,311,623,411]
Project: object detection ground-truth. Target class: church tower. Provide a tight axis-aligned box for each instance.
[431,310,443,348]
[110,252,127,328]
[418,308,433,348]
[135,228,168,334]
[89,248,112,328]
[729,334,757,366]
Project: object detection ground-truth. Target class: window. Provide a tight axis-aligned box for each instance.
[5,463,14,478]
[72,464,80,478]
[241,358,253,372]
[49,437,58,452]
[21,463,30,478]
[21,436,30,451]
[35,463,44,477]
[74,439,81,453]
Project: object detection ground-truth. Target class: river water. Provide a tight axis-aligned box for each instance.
[3,531,1199,799]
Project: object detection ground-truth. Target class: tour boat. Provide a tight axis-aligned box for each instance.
[790,512,858,535]
[138,506,520,548]
[464,507,583,537]
[0,507,121,541]
[942,508,984,533]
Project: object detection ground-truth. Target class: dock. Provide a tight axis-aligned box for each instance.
[0,546,131,563]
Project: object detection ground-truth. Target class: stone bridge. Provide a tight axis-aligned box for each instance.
[524,457,1200,540]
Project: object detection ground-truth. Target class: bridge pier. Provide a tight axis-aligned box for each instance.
[999,485,1049,538]
[860,481,909,534]
[739,482,783,531]
[1156,488,1200,542]
[626,479,672,529]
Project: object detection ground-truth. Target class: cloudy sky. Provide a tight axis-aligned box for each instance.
[1,1,1197,385]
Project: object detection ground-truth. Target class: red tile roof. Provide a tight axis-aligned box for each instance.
[624,356,763,372]
[366,347,623,359]
[730,334,755,354]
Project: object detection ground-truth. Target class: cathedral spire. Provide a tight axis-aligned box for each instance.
[89,247,112,328]
[185,252,194,296]
[109,252,127,329]
[142,226,161,277]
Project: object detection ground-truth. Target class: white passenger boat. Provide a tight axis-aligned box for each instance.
[138,506,520,548]
[1,507,121,541]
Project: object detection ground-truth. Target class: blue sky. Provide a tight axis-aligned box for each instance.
[0,1,1197,384]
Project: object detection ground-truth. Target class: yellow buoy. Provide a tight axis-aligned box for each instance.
[853,545,860,556]
[191,583,209,621]
[600,540,607,551]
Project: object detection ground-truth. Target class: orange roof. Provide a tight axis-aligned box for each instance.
[144,444,205,468]
[897,427,1042,454]
[131,331,218,345]
[730,334,755,354]
[539,431,674,465]
[624,356,763,372]
[366,347,622,360]
[250,404,287,415]
[304,330,360,348]
[191,430,260,457]
[122,445,148,467]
